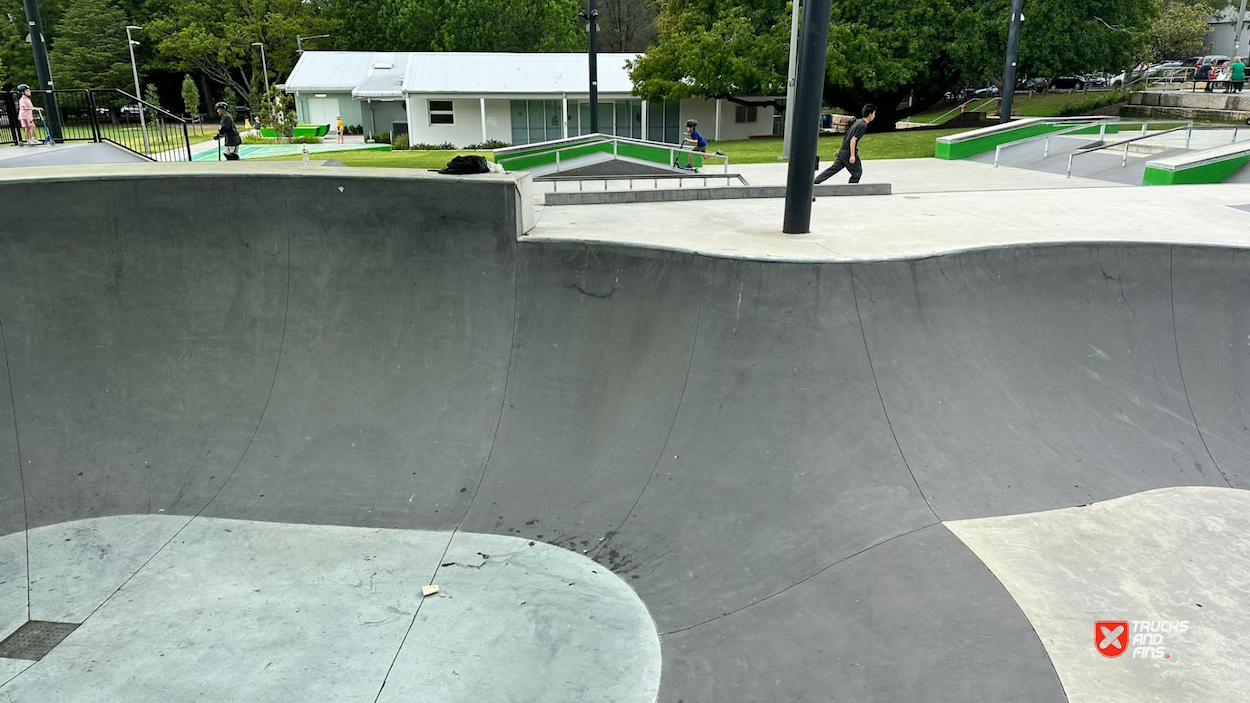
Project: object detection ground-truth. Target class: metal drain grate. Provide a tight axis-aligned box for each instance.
[0,621,79,661]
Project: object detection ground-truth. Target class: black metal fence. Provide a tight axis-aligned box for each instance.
[2,88,193,162]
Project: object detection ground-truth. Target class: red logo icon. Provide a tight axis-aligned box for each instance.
[1097,621,1130,658]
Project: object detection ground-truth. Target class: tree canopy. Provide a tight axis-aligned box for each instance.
[1144,0,1217,62]
[147,0,334,101]
[327,0,585,53]
[632,0,1180,128]
[51,0,131,89]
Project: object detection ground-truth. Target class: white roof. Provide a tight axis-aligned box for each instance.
[285,52,389,92]
[287,51,642,98]
[402,52,640,95]
[352,52,407,99]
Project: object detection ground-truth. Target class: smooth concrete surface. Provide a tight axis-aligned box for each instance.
[0,517,660,703]
[0,532,26,665]
[543,181,890,206]
[660,524,1064,703]
[27,514,189,622]
[530,172,1250,262]
[0,143,147,168]
[379,532,661,703]
[1,166,1248,701]
[948,487,1250,703]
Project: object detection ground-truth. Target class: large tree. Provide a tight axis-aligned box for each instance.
[632,0,1163,130]
[328,0,583,53]
[0,0,66,89]
[148,0,335,104]
[1143,0,1217,62]
[598,0,659,52]
[50,0,131,89]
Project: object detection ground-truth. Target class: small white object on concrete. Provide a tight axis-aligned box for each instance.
[421,585,440,597]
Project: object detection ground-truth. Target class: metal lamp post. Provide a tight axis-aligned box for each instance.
[22,0,62,141]
[297,34,330,54]
[999,0,1024,123]
[781,0,833,234]
[781,0,801,161]
[578,0,600,133]
[126,25,150,154]
[1235,0,1249,57]
[252,42,270,94]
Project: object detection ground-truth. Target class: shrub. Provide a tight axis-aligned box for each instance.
[391,134,410,150]
[465,139,512,149]
[291,135,322,144]
[412,141,457,150]
[1056,91,1129,117]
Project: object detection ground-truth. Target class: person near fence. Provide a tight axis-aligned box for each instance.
[815,103,875,185]
[16,84,44,145]
[214,101,242,160]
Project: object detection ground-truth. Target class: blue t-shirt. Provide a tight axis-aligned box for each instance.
[690,129,707,147]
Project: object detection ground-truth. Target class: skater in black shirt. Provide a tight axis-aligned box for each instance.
[815,104,875,184]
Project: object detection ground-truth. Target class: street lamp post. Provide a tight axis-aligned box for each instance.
[252,42,270,94]
[1235,0,1249,57]
[297,34,330,54]
[126,25,149,154]
[21,0,62,141]
[999,0,1025,123]
[578,0,600,134]
[781,0,801,161]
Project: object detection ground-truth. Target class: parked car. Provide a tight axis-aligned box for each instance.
[1049,76,1103,90]
[120,104,141,115]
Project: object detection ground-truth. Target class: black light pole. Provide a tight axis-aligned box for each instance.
[579,0,600,133]
[22,0,62,141]
[999,0,1025,123]
[782,0,832,234]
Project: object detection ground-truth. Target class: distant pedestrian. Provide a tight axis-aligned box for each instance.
[16,84,43,145]
[1232,57,1246,93]
[336,115,345,144]
[214,101,241,160]
[815,104,875,184]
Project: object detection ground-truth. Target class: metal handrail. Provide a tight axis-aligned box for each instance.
[993,119,1120,166]
[926,97,1001,125]
[1065,121,1193,177]
[536,134,730,175]
[543,172,750,191]
[498,132,730,174]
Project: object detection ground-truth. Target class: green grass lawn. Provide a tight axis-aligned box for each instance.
[911,91,1121,123]
[255,128,970,169]
[707,128,970,163]
[258,149,494,169]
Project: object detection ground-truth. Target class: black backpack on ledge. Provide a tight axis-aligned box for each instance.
[438,155,491,174]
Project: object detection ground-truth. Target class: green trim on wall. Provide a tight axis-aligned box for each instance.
[934,121,1106,160]
[497,139,704,172]
[1142,154,1250,185]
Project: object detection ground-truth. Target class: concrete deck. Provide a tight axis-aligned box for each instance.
[0,160,1247,702]
[531,158,1250,262]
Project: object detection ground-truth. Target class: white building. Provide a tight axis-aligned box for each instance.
[282,51,781,147]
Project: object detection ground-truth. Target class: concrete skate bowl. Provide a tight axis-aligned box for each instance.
[0,170,1247,702]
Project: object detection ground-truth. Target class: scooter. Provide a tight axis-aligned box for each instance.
[34,112,54,146]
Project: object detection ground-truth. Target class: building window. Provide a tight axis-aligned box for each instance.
[735,104,758,123]
[429,100,454,125]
